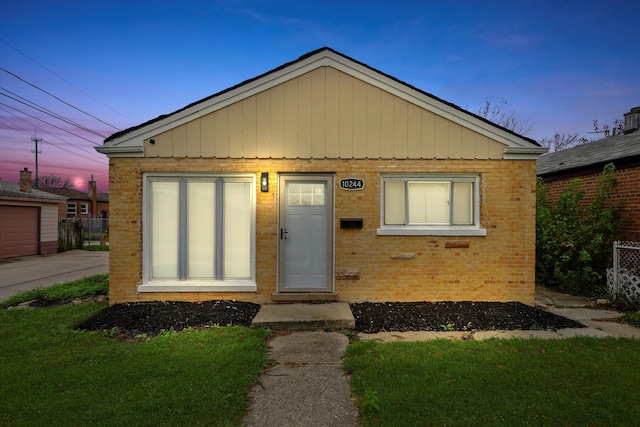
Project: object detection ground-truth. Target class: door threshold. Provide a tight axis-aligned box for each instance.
[271,292,339,303]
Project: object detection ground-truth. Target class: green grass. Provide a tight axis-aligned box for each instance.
[345,338,640,426]
[622,311,640,327]
[0,274,109,308]
[0,302,270,426]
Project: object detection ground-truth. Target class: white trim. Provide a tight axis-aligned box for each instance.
[138,280,257,293]
[98,49,542,157]
[377,227,487,236]
[503,146,548,160]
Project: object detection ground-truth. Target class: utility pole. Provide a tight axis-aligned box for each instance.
[31,131,42,187]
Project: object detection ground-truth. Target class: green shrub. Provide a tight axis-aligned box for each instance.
[536,163,623,296]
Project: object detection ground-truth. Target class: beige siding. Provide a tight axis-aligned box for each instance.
[40,205,59,242]
[144,67,506,160]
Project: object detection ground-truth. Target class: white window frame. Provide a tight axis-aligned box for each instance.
[139,173,257,293]
[81,203,89,215]
[377,174,486,236]
[66,203,76,215]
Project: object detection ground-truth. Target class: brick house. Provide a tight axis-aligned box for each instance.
[537,107,640,241]
[97,47,546,305]
[39,181,109,221]
[0,169,65,258]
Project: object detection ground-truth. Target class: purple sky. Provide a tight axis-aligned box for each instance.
[1,0,638,192]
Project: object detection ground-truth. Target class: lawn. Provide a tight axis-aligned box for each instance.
[345,338,640,426]
[0,279,269,427]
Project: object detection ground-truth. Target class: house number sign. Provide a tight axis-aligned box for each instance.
[339,178,365,190]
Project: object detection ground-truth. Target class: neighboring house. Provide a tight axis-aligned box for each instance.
[537,107,640,241]
[97,47,546,305]
[0,169,65,258]
[39,181,109,221]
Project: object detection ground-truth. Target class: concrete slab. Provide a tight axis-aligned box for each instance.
[243,332,358,427]
[549,307,624,321]
[580,320,640,338]
[556,327,612,338]
[251,302,355,330]
[0,250,108,300]
[535,285,593,308]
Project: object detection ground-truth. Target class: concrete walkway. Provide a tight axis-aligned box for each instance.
[0,250,108,300]
[243,331,359,427]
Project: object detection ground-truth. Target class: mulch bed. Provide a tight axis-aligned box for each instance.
[350,301,585,333]
[73,299,585,339]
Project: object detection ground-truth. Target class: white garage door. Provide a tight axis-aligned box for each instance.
[0,206,39,258]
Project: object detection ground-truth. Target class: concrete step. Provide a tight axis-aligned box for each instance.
[251,302,355,330]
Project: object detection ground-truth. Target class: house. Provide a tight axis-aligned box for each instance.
[39,180,110,221]
[537,107,640,241]
[0,169,65,258]
[97,47,546,305]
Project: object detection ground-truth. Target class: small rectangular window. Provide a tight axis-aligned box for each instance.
[81,203,89,215]
[66,203,76,215]
[379,175,485,236]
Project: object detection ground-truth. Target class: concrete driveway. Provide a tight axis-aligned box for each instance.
[0,250,108,300]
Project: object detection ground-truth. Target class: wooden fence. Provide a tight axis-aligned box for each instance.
[58,220,82,251]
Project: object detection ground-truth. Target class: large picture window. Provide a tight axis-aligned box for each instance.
[378,175,485,236]
[141,174,255,292]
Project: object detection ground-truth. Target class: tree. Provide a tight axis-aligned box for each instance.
[475,96,535,136]
[592,118,625,138]
[536,163,623,296]
[538,132,588,153]
[35,174,74,188]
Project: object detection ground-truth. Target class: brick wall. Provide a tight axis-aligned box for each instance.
[108,157,537,305]
[542,165,640,241]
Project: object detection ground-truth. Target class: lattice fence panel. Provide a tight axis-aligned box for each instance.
[607,241,640,304]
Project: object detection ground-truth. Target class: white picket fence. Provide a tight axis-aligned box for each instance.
[607,241,640,303]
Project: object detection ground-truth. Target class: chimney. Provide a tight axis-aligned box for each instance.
[624,106,640,134]
[88,176,97,217]
[20,168,32,193]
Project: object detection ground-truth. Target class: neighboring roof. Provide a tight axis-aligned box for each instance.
[537,130,640,177]
[0,179,67,202]
[98,47,545,160]
[37,188,110,203]
[38,187,90,200]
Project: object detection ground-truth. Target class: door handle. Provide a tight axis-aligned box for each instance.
[280,228,288,240]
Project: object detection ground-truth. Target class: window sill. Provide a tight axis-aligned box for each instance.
[376,227,487,236]
[138,280,257,293]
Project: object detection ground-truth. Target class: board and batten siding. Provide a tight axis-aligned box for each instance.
[144,67,505,160]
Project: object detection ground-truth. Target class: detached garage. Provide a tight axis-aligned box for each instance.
[0,169,65,258]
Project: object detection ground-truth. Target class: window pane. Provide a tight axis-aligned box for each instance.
[384,181,405,225]
[408,182,450,225]
[224,182,251,278]
[453,182,473,225]
[287,182,325,206]
[151,181,179,278]
[188,182,215,278]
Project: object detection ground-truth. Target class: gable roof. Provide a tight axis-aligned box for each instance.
[98,47,545,159]
[0,179,67,202]
[536,130,640,177]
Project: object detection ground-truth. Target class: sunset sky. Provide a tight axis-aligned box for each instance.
[1,0,638,192]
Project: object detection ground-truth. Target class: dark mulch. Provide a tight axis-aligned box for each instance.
[75,300,261,339]
[350,301,585,333]
[74,299,585,339]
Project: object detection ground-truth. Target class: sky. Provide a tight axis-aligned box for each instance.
[1,0,638,193]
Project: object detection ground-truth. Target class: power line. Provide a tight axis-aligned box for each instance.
[0,88,109,138]
[0,102,102,146]
[0,67,120,132]
[0,37,128,120]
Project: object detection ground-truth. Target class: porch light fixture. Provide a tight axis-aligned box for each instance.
[260,172,269,192]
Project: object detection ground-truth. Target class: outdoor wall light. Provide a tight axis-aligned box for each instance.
[260,172,269,192]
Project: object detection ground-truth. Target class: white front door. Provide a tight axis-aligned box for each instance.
[278,175,333,293]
